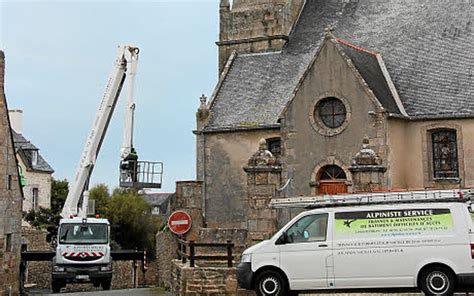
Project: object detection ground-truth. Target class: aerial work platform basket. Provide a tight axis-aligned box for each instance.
[270,189,474,209]
[119,160,163,189]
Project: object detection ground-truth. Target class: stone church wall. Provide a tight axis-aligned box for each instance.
[388,118,474,190]
[197,129,279,229]
[280,38,389,197]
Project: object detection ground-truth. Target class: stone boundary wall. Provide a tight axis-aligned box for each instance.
[156,230,178,288]
[171,260,254,296]
[22,227,52,289]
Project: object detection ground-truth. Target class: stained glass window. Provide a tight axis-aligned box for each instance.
[432,130,458,178]
[316,97,347,128]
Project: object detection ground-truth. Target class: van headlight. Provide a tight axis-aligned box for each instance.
[100,263,112,271]
[241,253,252,263]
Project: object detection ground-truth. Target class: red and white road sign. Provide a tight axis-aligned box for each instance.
[168,211,192,235]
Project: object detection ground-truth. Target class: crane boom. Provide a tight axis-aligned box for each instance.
[61,45,139,219]
[121,47,138,159]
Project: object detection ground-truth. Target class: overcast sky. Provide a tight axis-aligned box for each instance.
[0,0,219,193]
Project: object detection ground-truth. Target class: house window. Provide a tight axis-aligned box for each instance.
[31,150,38,166]
[266,137,281,157]
[152,206,160,215]
[316,97,347,129]
[432,129,459,179]
[32,187,39,211]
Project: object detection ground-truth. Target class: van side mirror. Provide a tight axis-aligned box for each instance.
[276,232,288,245]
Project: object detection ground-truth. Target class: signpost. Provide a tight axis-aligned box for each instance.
[168,211,192,235]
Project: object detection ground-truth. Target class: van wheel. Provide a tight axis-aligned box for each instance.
[255,270,288,296]
[101,279,111,290]
[420,266,455,296]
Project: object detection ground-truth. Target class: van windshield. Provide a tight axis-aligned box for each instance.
[286,213,328,243]
[59,223,108,244]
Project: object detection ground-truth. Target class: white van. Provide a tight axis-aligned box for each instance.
[237,196,474,296]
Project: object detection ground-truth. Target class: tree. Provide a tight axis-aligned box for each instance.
[88,183,110,216]
[107,189,162,257]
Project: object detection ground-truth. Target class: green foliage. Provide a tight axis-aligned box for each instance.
[51,179,69,214]
[88,183,110,216]
[107,189,162,258]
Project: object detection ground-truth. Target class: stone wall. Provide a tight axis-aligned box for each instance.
[197,228,248,263]
[21,227,52,289]
[0,50,23,296]
[156,230,178,288]
[196,129,280,229]
[244,140,281,244]
[19,163,52,213]
[218,0,304,72]
[171,260,254,296]
[173,181,204,241]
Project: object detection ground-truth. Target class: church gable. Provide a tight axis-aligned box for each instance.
[280,33,392,124]
[279,34,392,196]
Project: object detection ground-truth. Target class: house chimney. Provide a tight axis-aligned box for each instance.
[8,109,23,134]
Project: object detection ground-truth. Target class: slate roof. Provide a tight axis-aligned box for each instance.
[205,0,474,131]
[336,38,401,115]
[142,193,174,207]
[12,130,54,173]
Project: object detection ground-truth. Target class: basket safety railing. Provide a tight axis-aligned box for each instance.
[119,160,163,189]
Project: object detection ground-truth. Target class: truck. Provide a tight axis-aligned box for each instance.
[237,189,474,296]
[50,45,162,293]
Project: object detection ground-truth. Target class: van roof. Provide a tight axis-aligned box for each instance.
[303,202,467,214]
[271,189,472,209]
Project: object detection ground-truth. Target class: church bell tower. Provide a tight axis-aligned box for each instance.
[217,0,304,73]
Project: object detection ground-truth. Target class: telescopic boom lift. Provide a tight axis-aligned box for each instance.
[50,45,162,293]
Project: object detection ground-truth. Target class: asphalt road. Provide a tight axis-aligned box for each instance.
[26,288,173,295]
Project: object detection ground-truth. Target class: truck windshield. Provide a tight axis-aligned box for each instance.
[59,223,108,244]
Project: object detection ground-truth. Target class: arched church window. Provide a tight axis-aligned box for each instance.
[432,129,458,178]
[319,165,346,180]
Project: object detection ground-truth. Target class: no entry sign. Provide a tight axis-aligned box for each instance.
[168,211,192,235]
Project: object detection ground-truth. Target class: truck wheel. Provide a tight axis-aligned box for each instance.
[101,279,111,290]
[420,266,455,296]
[51,281,62,293]
[255,270,288,296]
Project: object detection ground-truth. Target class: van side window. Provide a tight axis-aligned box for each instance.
[286,213,328,243]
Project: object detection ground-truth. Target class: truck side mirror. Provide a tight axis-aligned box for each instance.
[275,232,288,245]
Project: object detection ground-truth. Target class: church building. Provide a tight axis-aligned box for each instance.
[194,0,474,230]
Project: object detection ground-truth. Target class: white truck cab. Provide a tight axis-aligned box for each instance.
[237,191,474,296]
[52,217,111,292]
